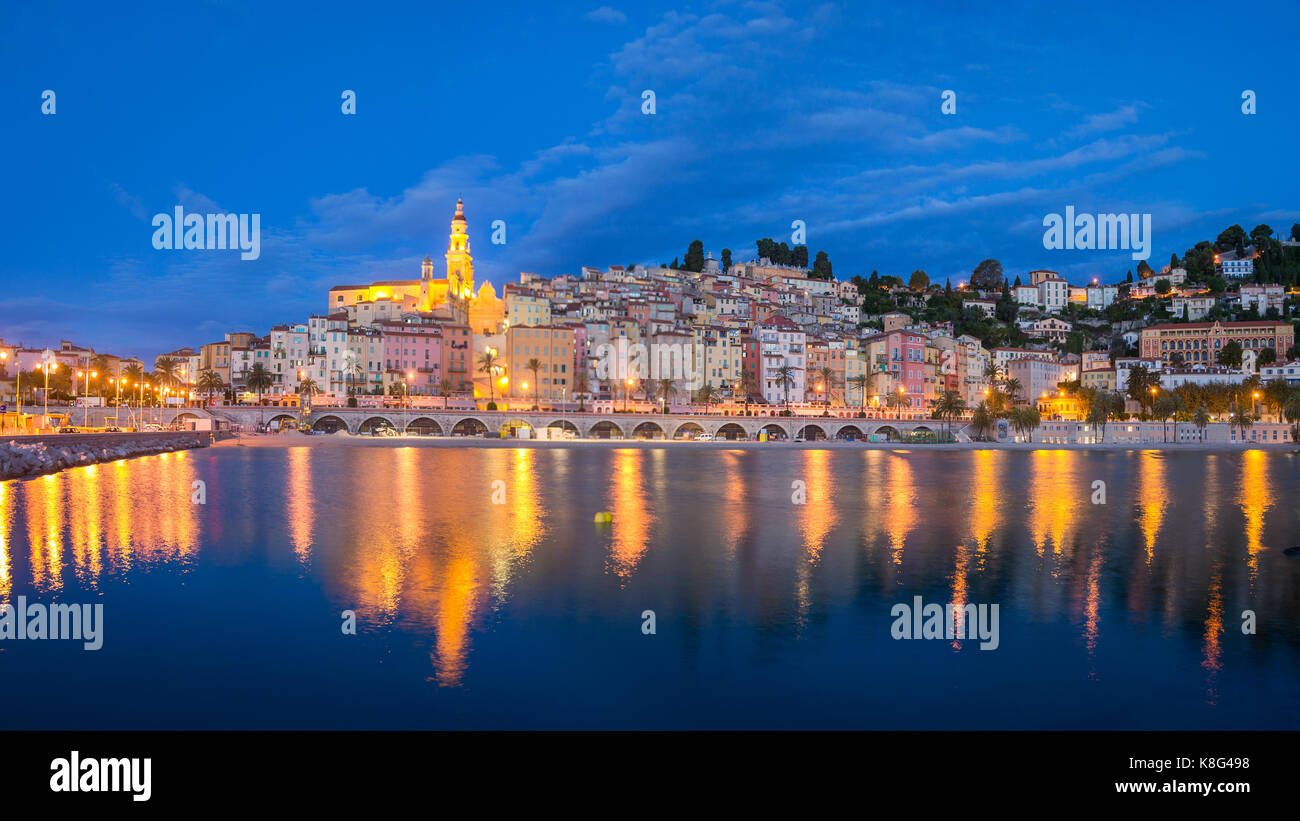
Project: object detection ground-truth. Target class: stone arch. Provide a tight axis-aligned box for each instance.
[873,424,900,441]
[760,422,789,441]
[312,415,348,434]
[795,423,827,440]
[673,421,705,440]
[451,417,489,436]
[268,413,297,431]
[499,418,533,438]
[546,419,580,438]
[715,422,747,440]
[587,419,626,439]
[835,424,864,440]
[359,416,396,434]
[176,412,200,423]
[406,417,443,436]
[632,421,665,439]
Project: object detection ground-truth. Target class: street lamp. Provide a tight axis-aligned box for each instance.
[78,370,97,427]
[897,385,906,420]
[42,362,57,428]
[625,377,635,412]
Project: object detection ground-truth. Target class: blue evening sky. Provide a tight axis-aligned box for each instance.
[3,0,1295,358]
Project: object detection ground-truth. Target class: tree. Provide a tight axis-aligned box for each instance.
[658,378,674,413]
[1215,224,1248,252]
[935,390,966,437]
[1262,378,1291,422]
[816,366,835,404]
[1216,340,1243,369]
[849,373,870,408]
[438,377,454,409]
[154,356,178,388]
[574,369,589,412]
[970,259,1003,292]
[970,401,993,440]
[1154,278,1172,295]
[908,270,930,290]
[198,369,224,403]
[683,240,705,273]
[774,364,797,412]
[1003,377,1023,405]
[721,248,732,270]
[886,388,909,419]
[526,357,542,409]
[1193,405,1211,442]
[246,363,274,405]
[1152,394,1183,443]
[738,367,757,414]
[811,250,832,279]
[1125,365,1160,414]
[1257,348,1277,367]
[478,350,499,404]
[296,375,318,396]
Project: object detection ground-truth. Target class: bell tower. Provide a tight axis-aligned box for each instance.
[445,198,474,300]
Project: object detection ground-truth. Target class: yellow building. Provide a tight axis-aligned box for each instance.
[505,324,575,405]
[328,199,478,323]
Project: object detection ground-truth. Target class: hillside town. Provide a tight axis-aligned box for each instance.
[3,201,1299,444]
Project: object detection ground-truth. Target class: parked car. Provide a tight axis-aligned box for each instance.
[793,436,805,443]
[58,426,79,434]
[105,426,122,433]
[143,424,164,432]
[695,433,714,442]
[370,425,397,437]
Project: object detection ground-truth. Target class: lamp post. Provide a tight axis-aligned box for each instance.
[898,385,906,420]
[42,362,57,429]
[79,370,97,427]
[0,351,10,433]
[625,377,634,413]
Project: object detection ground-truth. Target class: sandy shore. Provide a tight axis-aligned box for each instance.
[215,431,1297,452]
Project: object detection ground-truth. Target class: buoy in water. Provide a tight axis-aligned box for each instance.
[594,512,613,524]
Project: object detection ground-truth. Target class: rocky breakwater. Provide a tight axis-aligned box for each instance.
[0,433,208,480]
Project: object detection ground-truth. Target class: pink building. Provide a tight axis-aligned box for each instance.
[380,322,443,393]
[877,329,927,408]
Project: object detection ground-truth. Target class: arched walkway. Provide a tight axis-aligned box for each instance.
[588,419,626,439]
[673,422,705,440]
[835,424,864,440]
[312,415,348,434]
[546,420,580,439]
[451,417,488,437]
[268,413,297,431]
[632,421,665,440]
[761,423,788,441]
[499,418,533,438]
[716,422,747,441]
[795,423,827,440]
[874,425,900,441]
[359,416,396,434]
[406,417,443,436]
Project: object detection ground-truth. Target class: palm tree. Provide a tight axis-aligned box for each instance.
[738,368,758,415]
[816,366,835,405]
[886,388,909,419]
[574,369,589,412]
[849,373,870,409]
[478,350,499,406]
[1002,377,1023,405]
[197,369,224,404]
[1152,394,1182,443]
[970,401,992,441]
[935,390,966,438]
[296,375,318,396]
[438,377,454,409]
[658,378,674,413]
[247,363,274,404]
[1283,395,1300,445]
[526,357,542,410]
[1229,404,1254,440]
[774,364,797,413]
[1262,378,1291,423]
[1193,405,1211,442]
[154,356,178,388]
[697,383,716,407]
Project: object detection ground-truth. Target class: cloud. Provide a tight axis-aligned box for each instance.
[585,6,627,24]
[1063,103,1147,139]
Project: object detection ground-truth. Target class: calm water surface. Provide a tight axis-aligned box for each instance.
[1,445,1297,729]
